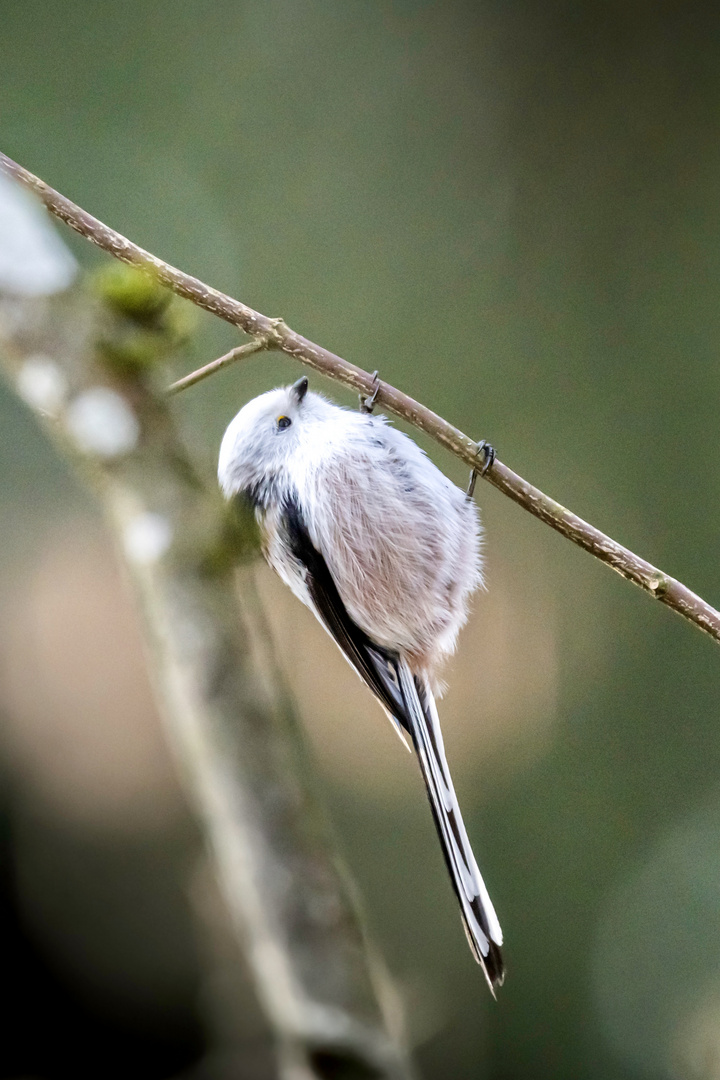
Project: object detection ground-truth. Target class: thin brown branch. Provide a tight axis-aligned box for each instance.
[2,149,719,646]
[167,335,271,394]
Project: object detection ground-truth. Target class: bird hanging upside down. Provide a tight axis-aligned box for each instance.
[218,375,504,993]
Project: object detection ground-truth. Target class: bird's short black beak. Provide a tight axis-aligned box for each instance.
[291,375,309,404]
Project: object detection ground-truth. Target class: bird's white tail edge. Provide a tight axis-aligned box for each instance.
[397,658,505,993]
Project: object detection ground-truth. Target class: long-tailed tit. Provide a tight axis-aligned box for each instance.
[218,376,504,991]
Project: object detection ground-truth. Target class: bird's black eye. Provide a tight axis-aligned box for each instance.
[277,415,292,430]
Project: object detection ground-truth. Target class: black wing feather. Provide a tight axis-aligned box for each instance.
[282,496,410,732]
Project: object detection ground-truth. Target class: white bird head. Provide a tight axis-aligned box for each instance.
[218,375,325,501]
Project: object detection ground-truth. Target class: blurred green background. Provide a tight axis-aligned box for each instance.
[2,1,720,1077]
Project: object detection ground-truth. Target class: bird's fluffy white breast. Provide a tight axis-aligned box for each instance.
[285,402,482,672]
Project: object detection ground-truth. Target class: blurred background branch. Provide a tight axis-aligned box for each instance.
[0,192,411,1079]
[1,150,718,649]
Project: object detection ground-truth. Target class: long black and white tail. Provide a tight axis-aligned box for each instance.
[397,658,504,992]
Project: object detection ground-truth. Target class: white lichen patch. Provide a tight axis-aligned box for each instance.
[0,172,77,296]
[16,355,68,417]
[123,512,173,566]
[66,387,140,458]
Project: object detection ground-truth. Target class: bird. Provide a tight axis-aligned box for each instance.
[218,374,504,992]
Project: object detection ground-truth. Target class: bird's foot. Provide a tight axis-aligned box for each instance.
[466,440,495,498]
[359,370,380,413]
